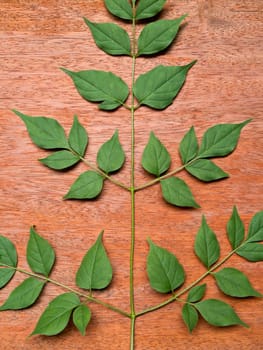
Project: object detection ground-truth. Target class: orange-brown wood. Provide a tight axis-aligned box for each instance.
[0,1,262,349]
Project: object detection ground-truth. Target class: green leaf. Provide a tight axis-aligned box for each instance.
[227,206,245,249]
[97,130,125,173]
[73,304,91,336]
[214,267,262,298]
[137,16,186,56]
[141,131,171,176]
[182,304,198,333]
[179,126,198,164]
[27,227,55,277]
[195,299,248,327]
[84,18,131,56]
[31,293,80,336]
[76,231,113,290]
[0,236,17,267]
[0,268,15,289]
[104,0,133,20]
[147,238,185,293]
[134,62,196,109]
[237,243,263,262]
[136,0,166,20]
[61,69,129,110]
[0,277,45,311]
[186,159,229,182]
[187,284,206,303]
[198,120,251,158]
[194,216,220,268]
[14,110,69,149]
[69,115,88,157]
[161,176,200,208]
[39,150,80,170]
[64,171,104,200]
[247,211,263,243]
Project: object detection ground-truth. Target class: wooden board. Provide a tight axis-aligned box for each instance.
[0,1,262,349]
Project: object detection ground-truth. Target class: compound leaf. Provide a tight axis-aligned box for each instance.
[104,0,133,20]
[161,177,200,208]
[76,231,112,290]
[186,159,229,182]
[136,0,166,20]
[187,284,206,303]
[64,171,104,200]
[14,110,69,149]
[247,211,263,243]
[195,299,248,327]
[227,206,245,249]
[237,243,263,262]
[214,267,262,298]
[0,236,17,267]
[198,120,251,158]
[137,16,186,56]
[142,131,171,176]
[69,115,88,157]
[73,304,91,336]
[61,69,129,111]
[182,304,199,333]
[31,293,80,336]
[147,238,185,293]
[194,216,220,268]
[0,268,15,289]
[84,18,131,56]
[0,277,45,311]
[27,226,55,277]
[179,126,198,164]
[39,150,80,170]
[133,62,196,109]
[97,130,125,173]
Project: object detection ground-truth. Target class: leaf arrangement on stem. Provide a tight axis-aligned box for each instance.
[0,1,262,349]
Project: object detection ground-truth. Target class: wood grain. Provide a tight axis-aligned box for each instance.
[0,1,262,349]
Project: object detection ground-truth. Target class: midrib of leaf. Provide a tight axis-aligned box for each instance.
[33,235,48,276]
[88,237,101,290]
[152,249,173,292]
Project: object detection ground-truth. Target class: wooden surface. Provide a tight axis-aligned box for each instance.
[0,1,262,349]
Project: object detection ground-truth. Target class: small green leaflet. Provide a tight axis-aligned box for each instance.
[136,0,166,20]
[14,110,69,149]
[134,62,196,109]
[0,277,45,311]
[40,151,80,170]
[0,236,17,267]
[73,304,91,336]
[187,284,206,303]
[247,211,263,243]
[186,159,228,182]
[61,69,129,110]
[76,231,113,290]
[68,115,88,157]
[227,206,245,249]
[195,299,248,327]
[147,238,185,293]
[141,132,171,176]
[161,177,200,208]
[179,126,198,164]
[64,171,104,200]
[31,293,80,336]
[182,304,198,333]
[84,18,131,56]
[104,0,133,20]
[214,268,262,298]
[198,120,251,158]
[194,216,220,268]
[27,227,55,277]
[97,130,125,173]
[0,269,15,289]
[137,16,186,56]
[237,243,263,262]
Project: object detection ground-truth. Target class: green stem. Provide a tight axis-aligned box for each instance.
[2,264,130,318]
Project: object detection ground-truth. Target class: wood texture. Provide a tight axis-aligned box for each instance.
[0,1,262,349]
